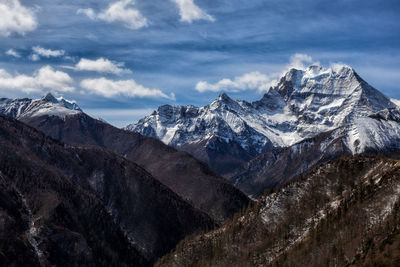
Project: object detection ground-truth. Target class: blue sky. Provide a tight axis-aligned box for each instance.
[0,0,399,127]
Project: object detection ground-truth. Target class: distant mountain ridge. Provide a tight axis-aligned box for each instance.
[2,63,399,200]
[129,64,400,196]
[0,93,81,119]
[0,93,249,223]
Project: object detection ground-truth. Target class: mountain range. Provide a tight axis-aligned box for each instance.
[129,64,400,197]
[1,63,400,266]
[0,93,249,223]
[0,93,249,264]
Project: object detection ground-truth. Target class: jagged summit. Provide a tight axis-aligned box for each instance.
[279,64,356,97]
[129,64,400,174]
[40,92,82,111]
[57,97,82,111]
[278,64,391,105]
[217,92,231,101]
[253,88,286,111]
[0,93,82,119]
[42,92,58,103]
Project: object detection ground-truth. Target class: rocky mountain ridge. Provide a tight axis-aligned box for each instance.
[0,93,81,119]
[129,64,400,176]
[0,93,250,223]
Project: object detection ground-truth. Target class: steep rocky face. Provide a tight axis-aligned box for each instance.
[0,175,41,266]
[0,115,215,265]
[129,64,400,176]
[128,93,275,175]
[276,65,395,120]
[157,155,400,267]
[231,108,400,198]
[0,96,249,224]
[231,129,349,198]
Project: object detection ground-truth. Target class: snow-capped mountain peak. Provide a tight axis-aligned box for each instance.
[276,64,395,126]
[209,93,242,111]
[42,92,59,103]
[0,93,82,119]
[56,96,81,111]
[128,64,400,174]
[217,92,230,101]
[280,64,356,95]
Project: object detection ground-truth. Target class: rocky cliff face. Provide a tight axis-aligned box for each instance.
[231,129,349,198]
[231,106,400,198]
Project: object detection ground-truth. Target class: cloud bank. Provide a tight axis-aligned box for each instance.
[80,78,175,100]
[0,0,37,36]
[0,63,171,101]
[196,54,318,93]
[0,66,75,94]
[171,0,214,23]
[78,0,148,30]
[196,72,273,93]
[287,54,315,70]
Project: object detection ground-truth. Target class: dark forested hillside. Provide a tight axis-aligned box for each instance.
[0,115,214,265]
[157,155,400,266]
[20,109,250,224]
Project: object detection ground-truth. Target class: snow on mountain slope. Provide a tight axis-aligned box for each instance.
[344,116,400,154]
[128,91,294,152]
[128,64,400,175]
[0,93,82,119]
[391,98,400,108]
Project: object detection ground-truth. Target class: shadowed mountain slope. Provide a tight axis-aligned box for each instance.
[0,94,250,224]
[157,155,400,266]
[0,115,214,265]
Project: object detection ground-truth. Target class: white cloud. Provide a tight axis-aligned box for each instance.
[5,49,20,58]
[287,53,315,70]
[171,0,214,23]
[30,54,40,61]
[77,8,96,20]
[77,0,148,30]
[0,0,37,36]
[196,72,276,93]
[0,66,75,94]
[32,46,65,58]
[80,78,175,100]
[63,56,75,61]
[196,54,318,93]
[73,58,131,75]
